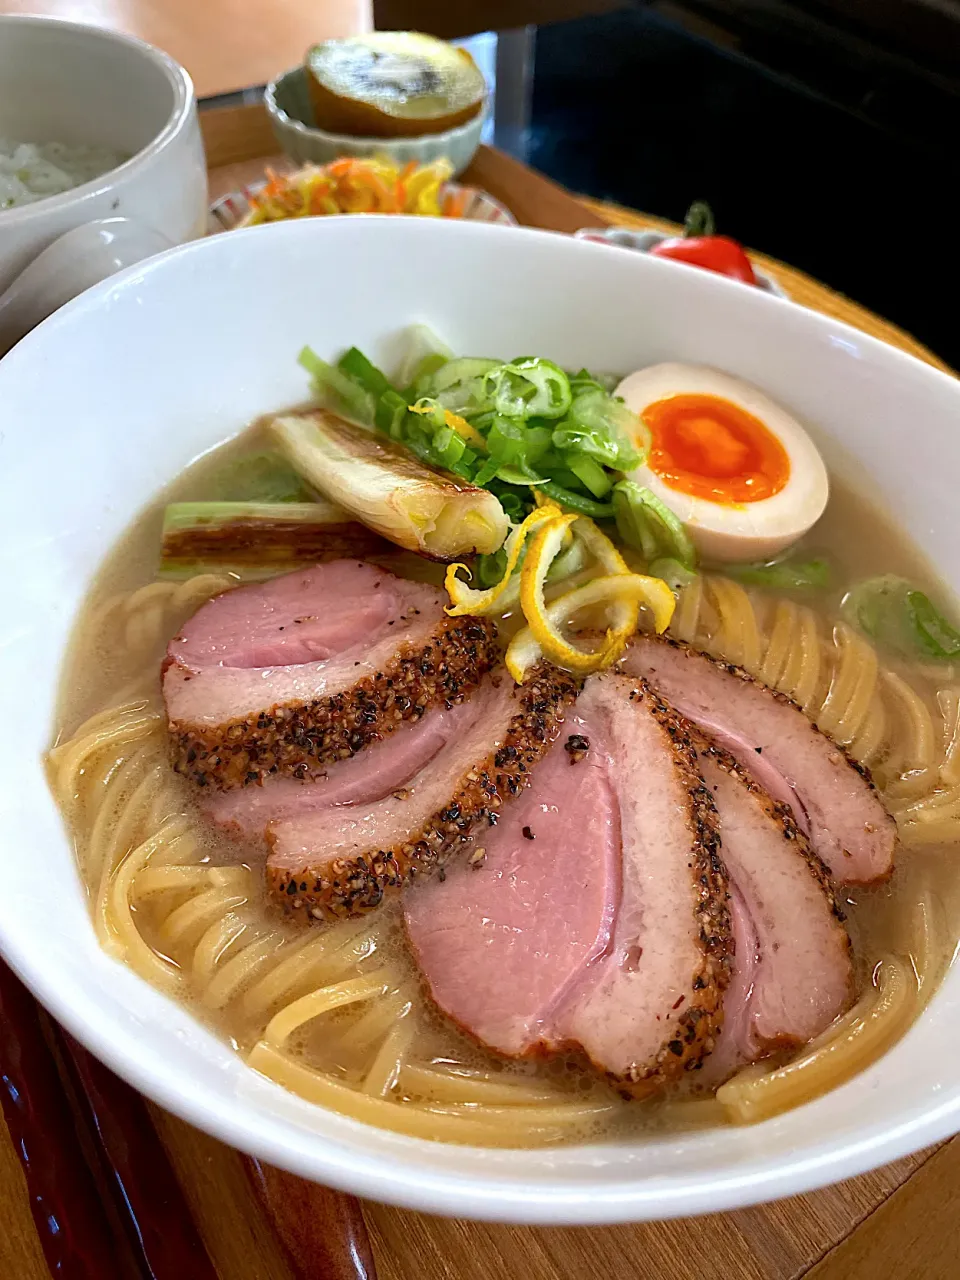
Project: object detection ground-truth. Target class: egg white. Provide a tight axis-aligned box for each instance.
[616,363,829,563]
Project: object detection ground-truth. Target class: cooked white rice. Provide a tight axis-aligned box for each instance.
[0,138,127,212]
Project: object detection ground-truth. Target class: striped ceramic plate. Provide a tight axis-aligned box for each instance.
[210,180,516,233]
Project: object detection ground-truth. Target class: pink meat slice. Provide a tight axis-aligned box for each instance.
[203,698,474,841]
[403,706,621,1057]
[166,561,447,725]
[162,560,498,789]
[622,635,896,884]
[405,674,732,1095]
[693,740,853,1086]
[264,665,580,923]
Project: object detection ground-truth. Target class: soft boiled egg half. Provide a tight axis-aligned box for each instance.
[616,363,829,563]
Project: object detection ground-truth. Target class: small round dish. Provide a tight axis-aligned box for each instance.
[209,178,515,233]
[266,66,486,176]
[575,226,789,299]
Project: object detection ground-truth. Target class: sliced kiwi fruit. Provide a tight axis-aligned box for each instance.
[305,32,486,138]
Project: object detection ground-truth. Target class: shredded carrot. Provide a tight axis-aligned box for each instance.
[309,183,332,214]
[243,156,460,225]
[444,188,470,218]
[262,166,284,198]
[326,157,358,177]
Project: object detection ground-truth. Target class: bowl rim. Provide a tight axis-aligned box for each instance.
[0,13,195,229]
[265,62,488,146]
[3,215,960,1223]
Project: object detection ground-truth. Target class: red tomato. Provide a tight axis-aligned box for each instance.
[649,234,757,285]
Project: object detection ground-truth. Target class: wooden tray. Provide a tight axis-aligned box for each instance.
[2,100,957,1280]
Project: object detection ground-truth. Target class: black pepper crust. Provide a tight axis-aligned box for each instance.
[691,731,855,1060]
[694,734,850,931]
[169,614,500,789]
[267,664,582,923]
[611,681,733,1098]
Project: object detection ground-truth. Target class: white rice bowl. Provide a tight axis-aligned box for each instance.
[0,138,126,211]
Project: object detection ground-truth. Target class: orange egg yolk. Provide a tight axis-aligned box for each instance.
[644,393,790,505]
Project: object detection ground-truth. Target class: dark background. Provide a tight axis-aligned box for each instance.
[378,0,959,367]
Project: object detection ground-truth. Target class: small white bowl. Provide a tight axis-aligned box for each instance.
[0,15,207,343]
[575,225,789,298]
[265,65,485,176]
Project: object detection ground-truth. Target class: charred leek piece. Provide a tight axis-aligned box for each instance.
[159,500,385,579]
[268,409,509,559]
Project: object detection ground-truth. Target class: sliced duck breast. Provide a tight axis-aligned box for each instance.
[692,738,853,1085]
[163,560,498,789]
[622,635,896,884]
[404,674,732,1096]
[203,698,475,841]
[266,666,580,922]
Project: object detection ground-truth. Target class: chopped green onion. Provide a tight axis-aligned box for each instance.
[406,353,449,400]
[473,455,501,487]
[567,368,609,397]
[911,592,960,657]
[433,426,467,469]
[413,357,500,416]
[447,455,478,481]
[552,424,619,467]
[299,346,375,424]
[486,415,527,464]
[650,557,699,593]
[431,357,500,393]
[841,575,960,660]
[475,548,508,588]
[337,347,392,398]
[556,389,645,468]
[566,453,613,498]
[533,478,615,519]
[484,359,573,421]
[496,465,543,486]
[394,324,454,387]
[375,389,409,438]
[547,535,588,581]
[524,426,553,464]
[409,396,448,430]
[613,481,696,569]
[495,490,527,520]
[726,556,832,592]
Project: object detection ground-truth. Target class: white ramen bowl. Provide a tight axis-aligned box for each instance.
[0,217,958,1225]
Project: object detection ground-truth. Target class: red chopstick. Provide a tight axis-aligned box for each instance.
[58,1031,219,1279]
[246,1158,378,1280]
[0,960,142,1278]
[0,959,377,1280]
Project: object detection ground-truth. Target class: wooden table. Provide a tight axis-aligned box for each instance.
[2,104,958,1280]
[0,0,371,98]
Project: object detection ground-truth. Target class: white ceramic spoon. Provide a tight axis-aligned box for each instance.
[0,217,172,356]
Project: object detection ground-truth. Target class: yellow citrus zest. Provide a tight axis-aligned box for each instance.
[506,512,675,681]
[444,503,561,617]
[444,499,676,680]
[515,513,675,678]
[506,573,676,684]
